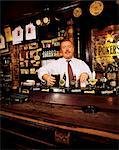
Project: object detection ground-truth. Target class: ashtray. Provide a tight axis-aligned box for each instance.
[81,105,99,113]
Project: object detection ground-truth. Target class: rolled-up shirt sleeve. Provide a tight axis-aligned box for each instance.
[38,66,48,82]
[38,61,57,82]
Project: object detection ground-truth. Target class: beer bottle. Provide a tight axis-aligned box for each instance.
[70,75,76,89]
[63,72,66,87]
[59,72,66,88]
[63,72,66,81]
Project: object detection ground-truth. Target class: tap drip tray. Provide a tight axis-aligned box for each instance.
[81,105,99,113]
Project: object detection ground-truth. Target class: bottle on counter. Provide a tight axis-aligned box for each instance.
[63,72,66,81]
[59,72,66,88]
[80,81,88,90]
[105,63,118,92]
[100,73,107,89]
[70,75,76,89]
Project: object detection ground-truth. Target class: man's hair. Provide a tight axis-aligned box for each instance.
[60,39,73,46]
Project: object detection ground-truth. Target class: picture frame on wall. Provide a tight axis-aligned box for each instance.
[0,34,5,50]
[4,26,12,42]
[0,42,9,54]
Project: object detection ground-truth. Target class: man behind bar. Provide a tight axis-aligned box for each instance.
[38,40,91,87]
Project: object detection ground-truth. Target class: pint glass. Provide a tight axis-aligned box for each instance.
[51,74,60,87]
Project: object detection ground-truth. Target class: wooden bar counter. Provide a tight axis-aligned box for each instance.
[0,91,119,149]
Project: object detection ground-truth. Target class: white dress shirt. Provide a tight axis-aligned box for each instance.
[38,57,91,87]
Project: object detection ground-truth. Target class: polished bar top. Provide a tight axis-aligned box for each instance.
[1,92,119,140]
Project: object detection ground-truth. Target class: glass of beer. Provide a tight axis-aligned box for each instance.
[51,74,60,87]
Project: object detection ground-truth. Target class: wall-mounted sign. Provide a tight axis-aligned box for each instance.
[91,25,119,71]
[25,23,36,40]
[12,26,23,45]
[96,42,119,57]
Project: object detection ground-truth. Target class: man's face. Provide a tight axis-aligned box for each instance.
[60,41,74,59]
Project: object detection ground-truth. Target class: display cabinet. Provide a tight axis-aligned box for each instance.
[0,54,12,102]
[19,42,42,82]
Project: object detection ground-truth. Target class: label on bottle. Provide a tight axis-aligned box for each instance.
[59,79,65,87]
[52,88,65,93]
[84,90,95,94]
[71,89,81,93]
[41,88,49,92]
[101,90,113,94]
[33,87,40,91]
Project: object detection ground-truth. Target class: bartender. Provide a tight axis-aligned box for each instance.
[38,40,91,87]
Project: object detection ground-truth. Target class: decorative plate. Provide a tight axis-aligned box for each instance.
[73,7,82,18]
[43,17,50,25]
[89,1,104,16]
[36,19,42,26]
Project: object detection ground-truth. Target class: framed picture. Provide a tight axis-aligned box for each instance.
[0,43,9,54]
[25,23,36,40]
[4,26,12,42]
[0,34,5,50]
[12,26,23,45]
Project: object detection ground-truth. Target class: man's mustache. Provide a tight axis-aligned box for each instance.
[65,50,71,53]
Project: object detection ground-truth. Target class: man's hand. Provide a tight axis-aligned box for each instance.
[79,73,89,83]
[42,74,56,86]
